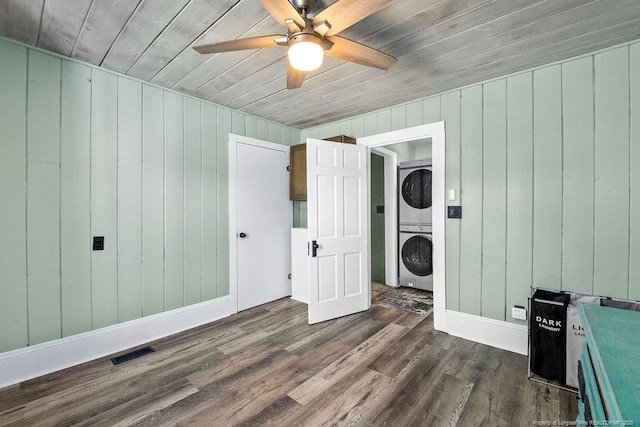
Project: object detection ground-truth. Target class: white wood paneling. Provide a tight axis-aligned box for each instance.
[101,0,192,74]
[151,0,268,88]
[127,0,240,82]
[70,0,140,64]
[0,0,44,45]
[39,0,93,56]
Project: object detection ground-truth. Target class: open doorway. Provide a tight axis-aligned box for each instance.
[370,152,386,284]
[359,122,446,333]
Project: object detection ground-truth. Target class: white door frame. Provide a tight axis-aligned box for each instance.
[228,134,292,314]
[369,146,398,287]
[358,122,447,332]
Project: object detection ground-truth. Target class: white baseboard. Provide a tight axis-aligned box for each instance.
[0,296,232,389]
[446,310,528,355]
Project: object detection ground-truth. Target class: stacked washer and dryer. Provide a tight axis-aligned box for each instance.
[398,159,433,291]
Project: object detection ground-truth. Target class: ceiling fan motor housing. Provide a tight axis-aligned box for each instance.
[289,32,322,45]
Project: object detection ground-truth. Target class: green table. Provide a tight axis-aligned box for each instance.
[577,304,640,423]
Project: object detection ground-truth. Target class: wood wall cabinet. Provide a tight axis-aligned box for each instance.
[577,304,640,423]
[290,143,307,200]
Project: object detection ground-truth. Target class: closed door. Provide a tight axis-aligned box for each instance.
[307,138,369,324]
[236,141,291,311]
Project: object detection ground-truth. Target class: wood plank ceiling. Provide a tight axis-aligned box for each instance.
[1,0,639,129]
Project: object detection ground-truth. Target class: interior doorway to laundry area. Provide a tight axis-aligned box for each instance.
[360,122,446,332]
[369,138,434,314]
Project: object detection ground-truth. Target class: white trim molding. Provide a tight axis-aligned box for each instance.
[369,146,398,287]
[0,296,231,388]
[358,122,446,332]
[446,310,528,355]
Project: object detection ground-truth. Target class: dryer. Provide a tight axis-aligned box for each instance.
[399,224,433,291]
[399,159,432,225]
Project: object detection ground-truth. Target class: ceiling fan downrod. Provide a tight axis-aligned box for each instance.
[292,0,315,17]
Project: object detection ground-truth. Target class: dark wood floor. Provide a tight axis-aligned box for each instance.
[0,284,576,426]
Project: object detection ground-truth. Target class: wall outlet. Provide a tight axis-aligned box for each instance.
[512,306,527,321]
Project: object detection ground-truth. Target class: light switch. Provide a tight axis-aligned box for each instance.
[448,189,456,201]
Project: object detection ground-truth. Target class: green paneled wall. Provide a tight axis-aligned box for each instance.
[370,154,385,283]
[303,38,640,325]
[1,34,639,353]
[0,37,300,353]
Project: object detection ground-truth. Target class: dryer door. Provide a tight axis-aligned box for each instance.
[400,167,432,224]
[401,169,432,209]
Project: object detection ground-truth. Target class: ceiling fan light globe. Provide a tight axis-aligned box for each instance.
[288,40,324,72]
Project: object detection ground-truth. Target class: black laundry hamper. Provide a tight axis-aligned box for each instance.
[529,289,571,384]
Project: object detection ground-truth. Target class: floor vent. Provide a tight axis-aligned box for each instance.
[111,346,155,365]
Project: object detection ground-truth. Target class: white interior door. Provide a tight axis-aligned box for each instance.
[307,138,369,324]
[236,140,291,311]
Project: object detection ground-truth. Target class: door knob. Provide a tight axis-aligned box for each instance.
[239,232,247,239]
[311,240,319,257]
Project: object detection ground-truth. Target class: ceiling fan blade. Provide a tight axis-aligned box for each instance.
[193,35,284,54]
[287,63,306,89]
[258,0,305,28]
[325,36,397,70]
[313,0,395,36]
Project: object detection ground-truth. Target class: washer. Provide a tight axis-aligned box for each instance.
[398,224,433,291]
[399,159,432,225]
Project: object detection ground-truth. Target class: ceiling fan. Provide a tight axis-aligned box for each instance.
[193,0,398,89]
